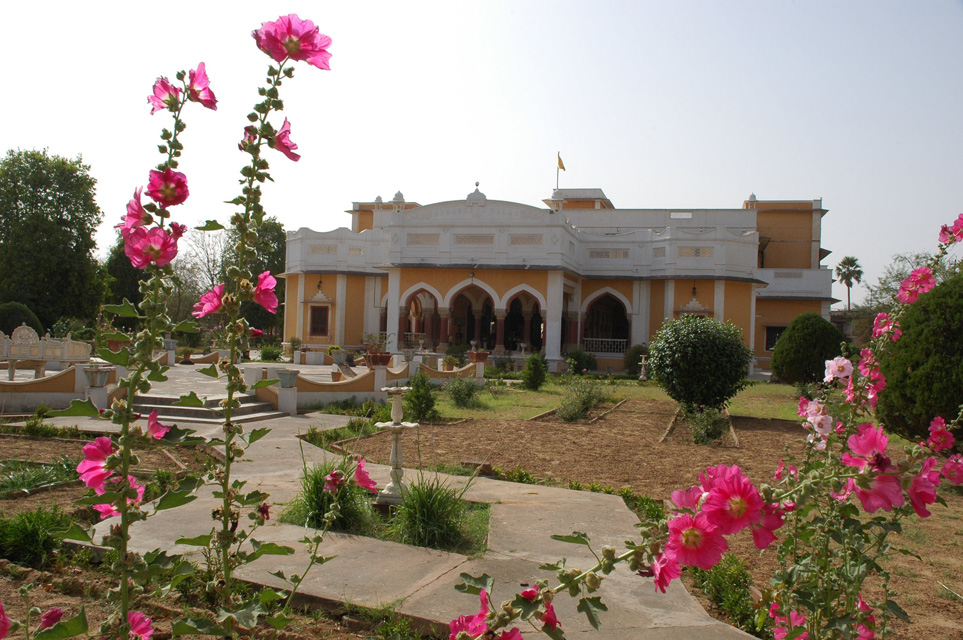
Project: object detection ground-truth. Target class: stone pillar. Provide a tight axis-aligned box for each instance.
[438,309,450,352]
[399,306,408,345]
[565,312,579,350]
[373,365,388,398]
[473,313,482,345]
[544,271,564,364]
[522,313,532,345]
[380,308,388,333]
[493,310,507,355]
[424,312,434,349]
[278,387,297,416]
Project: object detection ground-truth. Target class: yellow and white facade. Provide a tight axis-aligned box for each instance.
[282,187,833,373]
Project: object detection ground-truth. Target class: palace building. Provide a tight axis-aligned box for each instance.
[282,186,834,373]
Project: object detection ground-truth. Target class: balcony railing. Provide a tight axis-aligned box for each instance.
[582,338,627,355]
[403,332,427,347]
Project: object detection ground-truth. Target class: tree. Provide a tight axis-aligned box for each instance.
[226,217,286,335]
[770,313,845,385]
[648,315,751,411]
[876,271,963,442]
[0,301,43,336]
[861,251,960,313]
[0,149,103,329]
[835,256,863,311]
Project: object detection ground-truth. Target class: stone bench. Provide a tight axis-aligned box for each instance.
[0,324,92,380]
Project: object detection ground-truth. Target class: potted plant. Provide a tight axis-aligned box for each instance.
[362,332,392,368]
[442,354,460,371]
[327,344,346,364]
[468,348,489,364]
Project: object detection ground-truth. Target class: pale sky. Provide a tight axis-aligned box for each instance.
[3,1,962,307]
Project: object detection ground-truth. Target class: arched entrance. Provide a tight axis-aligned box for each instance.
[504,294,543,352]
[400,289,440,349]
[583,294,628,354]
[447,285,495,349]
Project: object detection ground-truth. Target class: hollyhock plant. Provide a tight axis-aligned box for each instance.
[926,416,955,452]
[871,312,901,341]
[148,77,181,114]
[253,14,332,69]
[896,266,936,303]
[147,410,171,439]
[146,168,189,208]
[942,454,963,484]
[253,271,279,313]
[701,471,763,535]
[116,187,150,238]
[188,62,217,110]
[272,118,301,161]
[124,226,179,269]
[665,512,728,570]
[823,356,853,382]
[77,436,116,494]
[192,283,225,318]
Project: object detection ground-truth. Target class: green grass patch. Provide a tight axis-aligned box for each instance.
[0,506,71,568]
[302,418,379,450]
[0,457,77,497]
[727,382,800,421]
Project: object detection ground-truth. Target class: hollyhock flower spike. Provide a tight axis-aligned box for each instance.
[188,62,217,110]
[116,187,150,238]
[147,410,171,439]
[148,77,181,114]
[253,14,332,69]
[125,226,179,269]
[872,312,901,341]
[146,168,190,208]
[272,118,301,161]
[128,611,154,640]
[896,266,935,304]
[254,271,279,313]
[39,607,63,629]
[926,416,955,452]
[192,283,225,319]
[77,436,116,494]
[354,456,378,492]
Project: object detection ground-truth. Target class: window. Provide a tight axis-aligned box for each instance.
[765,326,786,351]
[309,306,330,337]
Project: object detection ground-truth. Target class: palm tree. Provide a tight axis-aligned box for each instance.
[835,256,863,311]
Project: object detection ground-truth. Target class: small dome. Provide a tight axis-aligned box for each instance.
[392,191,405,203]
[375,195,383,204]
[748,192,757,201]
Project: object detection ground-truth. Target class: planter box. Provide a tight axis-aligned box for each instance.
[468,352,489,363]
[365,353,392,368]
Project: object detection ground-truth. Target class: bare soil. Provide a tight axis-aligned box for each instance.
[348,398,963,640]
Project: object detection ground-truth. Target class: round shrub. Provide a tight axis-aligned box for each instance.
[259,344,282,361]
[770,313,845,385]
[0,301,43,336]
[405,372,439,422]
[876,272,963,442]
[520,352,547,391]
[444,376,481,408]
[623,343,649,377]
[648,315,751,411]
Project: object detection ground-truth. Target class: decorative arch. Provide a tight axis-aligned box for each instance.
[400,282,444,308]
[580,286,631,316]
[442,278,499,309]
[501,284,547,311]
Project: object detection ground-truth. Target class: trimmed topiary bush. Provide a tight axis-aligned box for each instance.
[520,352,547,391]
[876,272,963,442]
[770,312,845,385]
[0,301,43,335]
[648,315,751,411]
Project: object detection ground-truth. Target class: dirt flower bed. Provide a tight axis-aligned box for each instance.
[349,398,963,640]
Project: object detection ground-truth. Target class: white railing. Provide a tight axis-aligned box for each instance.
[582,338,627,354]
[403,332,426,346]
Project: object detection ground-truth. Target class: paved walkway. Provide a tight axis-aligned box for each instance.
[44,364,751,638]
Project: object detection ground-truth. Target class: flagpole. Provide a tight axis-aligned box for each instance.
[556,151,560,190]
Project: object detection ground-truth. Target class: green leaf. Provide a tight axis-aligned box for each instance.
[543,627,566,640]
[455,572,494,595]
[240,490,270,506]
[269,569,287,581]
[265,613,296,630]
[198,363,219,378]
[511,593,542,620]
[102,299,142,318]
[886,600,911,622]
[176,532,213,547]
[162,424,203,445]
[74,491,123,505]
[251,377,280,389]
[247,427,271,445]
[173,319,200,333]
[248,539,294,561]
[56,523,93,543]
[175,391,206,407]
[577,596,608,630]
[258,588,286,605]
[33,608,88,640]
[155,489,197,511]
[196,220,226,231]
[100,331,130,342]
[551,531,591,546]
[97,347,130,366]
[217,600,264,628]
[146,369,169,382]
[49,399,101,418]
[172,618,229,636]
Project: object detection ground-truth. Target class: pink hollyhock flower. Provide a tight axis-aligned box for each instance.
[520,587,538,601]
[855,594,876,640]
[239,125,258,151]
[146,168,189,208]
[449,589,489,640]
[0,603,10,638]
[93,503,120,519]
[148,77,181,114]
[831,478,856,502]
[124,226,179,269]
[650,552,681,593]
[665,512,728,570]
[147,410,171,439]
[250,328,264,338]
[170,222,187,240]
[323,469,345,493]
[192,284,225,319]
[77,436,116,494]
[354,456,378,492]
[39,607,64,629]
[129,611,153,640]
[796,396,810,418]
[272,118,301,161]
[872,312,902,341]
[897,266,936,304]
[701,471,763,535]
[253,14,332,70]
[698,464,741,493]
[772,609,808,640]
[926,416,955,452]
[116,188,150,239]
[187,62,217,110]
[942,454,963,484]
[824,356,853,382]
[855,474,905,513]
[939,213,963,244]
[258,503,271,520]
[254,271,279,314]
[907,457,941,518]
[541,602,560,631]
[751,502,786,550]
[842,423,892,472]
[670,485,704,511]
[495,630,522,640]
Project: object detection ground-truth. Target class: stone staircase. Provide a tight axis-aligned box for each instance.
[131,394,288,424]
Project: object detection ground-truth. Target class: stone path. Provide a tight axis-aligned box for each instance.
[45,363,751,638]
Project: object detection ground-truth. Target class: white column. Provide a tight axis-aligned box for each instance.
[714,280,726,322]
[545,271,564,362]
[335,274,347,345]
[364,276,379,338]
[296,274,305,341]
[663,280,675,321]
[385,269,401,352]
[631,279,649,345]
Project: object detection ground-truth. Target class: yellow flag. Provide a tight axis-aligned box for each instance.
[557,153,566,171]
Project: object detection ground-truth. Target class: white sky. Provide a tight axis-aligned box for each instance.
[3,1,962,307]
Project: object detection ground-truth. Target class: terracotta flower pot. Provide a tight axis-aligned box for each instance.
[365,352,392,368]
[468,351,489,363]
